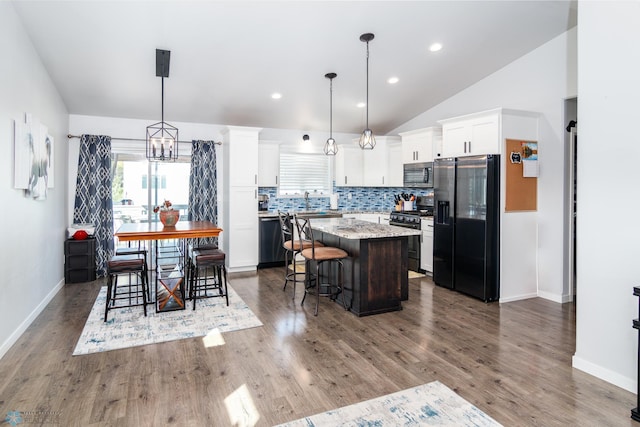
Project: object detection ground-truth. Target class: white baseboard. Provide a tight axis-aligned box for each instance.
[572,354,635,393]
[499,292,538,303]
[0,278,65,360]
[536,290,568,303]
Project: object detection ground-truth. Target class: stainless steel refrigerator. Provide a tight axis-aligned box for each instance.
[433,155,500,302]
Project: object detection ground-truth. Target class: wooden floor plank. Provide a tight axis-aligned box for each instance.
[0,269,635,426]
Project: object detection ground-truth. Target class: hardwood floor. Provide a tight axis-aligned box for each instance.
[0,268,635,426]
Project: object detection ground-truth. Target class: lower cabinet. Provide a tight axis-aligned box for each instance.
[64,238,96,283]
[421,218,433,273]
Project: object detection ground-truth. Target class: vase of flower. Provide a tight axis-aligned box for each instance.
[154,200,180,227]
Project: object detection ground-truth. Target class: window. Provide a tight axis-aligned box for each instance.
[111,152,191,230]
[278,152,331,196]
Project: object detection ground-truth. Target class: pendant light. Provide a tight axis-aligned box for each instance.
[324,72,338,156]
[358,33,376,150]
[146,49,179,161]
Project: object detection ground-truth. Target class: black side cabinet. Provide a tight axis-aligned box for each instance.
[64,238,96,283]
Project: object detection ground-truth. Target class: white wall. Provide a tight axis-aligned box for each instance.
[0,3,69,358]
[573,1,640,393]
[391,27,578,303]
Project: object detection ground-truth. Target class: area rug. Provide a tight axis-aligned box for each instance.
[275,381,502,426]
[408,270,426,279]
[73,285,262,355]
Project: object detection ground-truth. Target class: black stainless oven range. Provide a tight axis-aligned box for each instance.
[389,211,424,272]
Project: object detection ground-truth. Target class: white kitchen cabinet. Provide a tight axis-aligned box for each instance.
[336,137,400,187]
[421,218,433,273]
[335,145,363,187]
[438,108,544,158]
[387,141,403,187]
[258,142,279,187]
[362,138,389,187]
[399,127,441,164]
[222,126,261,272]
[440,112,499,157]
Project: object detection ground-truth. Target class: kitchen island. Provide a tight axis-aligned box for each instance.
[309,218,421,316]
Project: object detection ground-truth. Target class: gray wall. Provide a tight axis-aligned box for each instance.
[0,2,69,357]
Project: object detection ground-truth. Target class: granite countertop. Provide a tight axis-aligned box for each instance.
[310,218,422,240]
[258,210,391,218]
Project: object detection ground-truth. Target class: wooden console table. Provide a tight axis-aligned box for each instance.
[114,221,222,313]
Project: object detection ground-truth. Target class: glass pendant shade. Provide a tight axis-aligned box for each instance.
[324,137,337,155]
[359,33,376,150]
[324,72,338,156]
[359,128,376,150]
[146,49,179,161]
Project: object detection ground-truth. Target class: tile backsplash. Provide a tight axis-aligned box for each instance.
[259,185,434,212]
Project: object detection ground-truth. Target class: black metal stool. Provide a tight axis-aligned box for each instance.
[278,211,323,300]
[294,215,349,316]
[115,245,150,300]
[188,248,229,310]
[105,253,148,322]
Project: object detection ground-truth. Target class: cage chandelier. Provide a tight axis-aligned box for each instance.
[146,49,179,161]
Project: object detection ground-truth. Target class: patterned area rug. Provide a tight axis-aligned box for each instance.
[73,285,262,355]
[275,381,502,426]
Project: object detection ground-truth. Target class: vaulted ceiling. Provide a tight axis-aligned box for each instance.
[12,1,577,134]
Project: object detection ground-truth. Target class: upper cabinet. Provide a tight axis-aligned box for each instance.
[399,127,441,164]
[224,126,260,187]
[335,136,401,187]
[258,141,280,187]
[335,144,364,187]
[387,141,403,187]
[438,108,538,158]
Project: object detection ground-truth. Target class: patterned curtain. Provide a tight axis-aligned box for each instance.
[73,135,113,278]
[188,140,218,246]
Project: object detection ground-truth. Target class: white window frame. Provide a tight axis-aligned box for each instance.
[278,151,332,197]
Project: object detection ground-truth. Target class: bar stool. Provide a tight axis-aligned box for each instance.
[115,244,150,300]
[278,211,323,300]
[105,253,148,322]
[188,248,229,310]
[294,215,349,316]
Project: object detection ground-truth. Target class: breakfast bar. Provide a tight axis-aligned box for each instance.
[309,218,422,316]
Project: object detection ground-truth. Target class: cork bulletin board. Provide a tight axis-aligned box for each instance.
[505,139,537,211]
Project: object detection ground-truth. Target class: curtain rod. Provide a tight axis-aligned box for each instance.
[66,134,222,145]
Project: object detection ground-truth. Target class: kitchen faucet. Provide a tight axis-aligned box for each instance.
[304,191,310,210]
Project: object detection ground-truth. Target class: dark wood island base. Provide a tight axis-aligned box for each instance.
[308,218,419,317]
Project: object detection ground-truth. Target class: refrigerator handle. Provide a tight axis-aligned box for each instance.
[437,201,449,225]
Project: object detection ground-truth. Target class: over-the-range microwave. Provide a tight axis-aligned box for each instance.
[403,162,433,188]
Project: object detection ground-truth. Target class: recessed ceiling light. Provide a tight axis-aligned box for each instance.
[357,102,366,108]
[271,93,282,99]
[429,43,443,52]
[388,77,399,84]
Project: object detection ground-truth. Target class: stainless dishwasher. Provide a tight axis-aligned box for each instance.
[258,216,286,268]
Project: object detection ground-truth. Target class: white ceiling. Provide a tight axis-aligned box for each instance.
[12,1,577,135]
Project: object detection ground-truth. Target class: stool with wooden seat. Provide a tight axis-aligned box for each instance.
[278,211,323,300]
[294,215,349,316]
[105,253,148,322]
[188,248,229,310]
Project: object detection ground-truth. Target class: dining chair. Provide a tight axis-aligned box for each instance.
[105,253,148,321]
